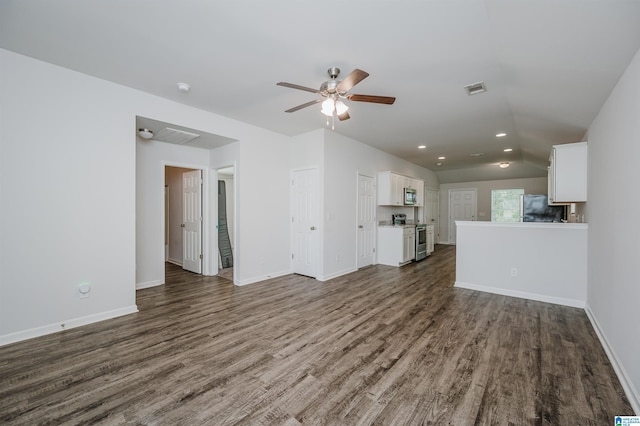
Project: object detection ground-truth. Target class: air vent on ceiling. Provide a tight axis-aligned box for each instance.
[464,81,487,96]
[154,127,200,145]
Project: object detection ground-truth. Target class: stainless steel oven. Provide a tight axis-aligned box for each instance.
[415,224,427,261]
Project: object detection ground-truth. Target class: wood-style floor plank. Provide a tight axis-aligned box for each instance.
[0,245,632,425]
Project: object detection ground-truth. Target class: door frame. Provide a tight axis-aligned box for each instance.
[448,188,477,244]
[162,161,213,280]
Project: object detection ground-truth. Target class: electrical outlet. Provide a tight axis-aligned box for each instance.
[510,268,518,277]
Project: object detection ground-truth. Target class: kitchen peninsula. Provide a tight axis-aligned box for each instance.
[455,221,587,308]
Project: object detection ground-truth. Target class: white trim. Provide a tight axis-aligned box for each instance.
[317,267,358,282]
[454,281,585,308]
[585,304,640,415]
[166,258,182,266]
[0,305,139,347]
[136,279,164,290]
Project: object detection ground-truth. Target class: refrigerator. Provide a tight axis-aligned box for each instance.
[521,194,566,222]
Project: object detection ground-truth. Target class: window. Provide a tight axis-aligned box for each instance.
[491,189,524,222]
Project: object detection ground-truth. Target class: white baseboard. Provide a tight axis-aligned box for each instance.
[317,267,358,282]
[0,305,139,347]
[454,281,585,308]
[167,258,182,266]
[136,279,164,290]
[234,269,292,286]
[585,304,640,415]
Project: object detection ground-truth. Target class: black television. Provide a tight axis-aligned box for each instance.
[521,194,566,222]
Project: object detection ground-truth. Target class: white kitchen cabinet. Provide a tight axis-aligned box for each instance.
[377,226,415,266]
[377,171,424,206]
[403,227,416,263]
[548,142,587,203]
[426,224,435,255]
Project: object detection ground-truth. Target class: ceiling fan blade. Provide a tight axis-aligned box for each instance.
[347,94,396,105]
[285,98,323,113]
[336,69,369,93]
[338,111,350,121]
[277,82,320,94]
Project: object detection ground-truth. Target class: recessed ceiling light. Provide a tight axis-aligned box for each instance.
[437,162,443,166]
[504,148,513,152]
[469,153,484,157]
[499,162,510,168]
[418,145,426,149]
[438,156,446,160]
[177,82,191,93]
[496,132,507,137]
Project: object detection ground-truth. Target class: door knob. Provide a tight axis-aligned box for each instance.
[310,226,316,230]
[180,224,185,228]
[358,225,363,228]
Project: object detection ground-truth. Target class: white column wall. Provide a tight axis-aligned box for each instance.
[586,46,640,413]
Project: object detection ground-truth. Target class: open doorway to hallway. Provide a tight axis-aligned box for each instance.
[217,166,235,281]
[165,166,203,274]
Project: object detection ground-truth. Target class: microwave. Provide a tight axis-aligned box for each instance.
[404,188,417,205]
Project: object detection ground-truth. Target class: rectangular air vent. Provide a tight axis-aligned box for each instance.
[464,81,487,96]
[154,127,200,145]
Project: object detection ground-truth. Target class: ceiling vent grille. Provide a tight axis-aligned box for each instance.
[464,81,487,96]
[154,127,200,145]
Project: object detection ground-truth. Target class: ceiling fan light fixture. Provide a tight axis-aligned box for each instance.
[335,100,348,115]
[499,162,510,168]
[321,98,335,116]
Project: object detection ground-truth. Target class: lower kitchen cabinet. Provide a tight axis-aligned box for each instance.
[377,226,415,267]
[426,224,435,255]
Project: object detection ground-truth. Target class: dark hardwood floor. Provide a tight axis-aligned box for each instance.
[0,245,632,425]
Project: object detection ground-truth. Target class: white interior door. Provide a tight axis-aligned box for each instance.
[424,188,439,243]
[357,174,376,268]
[449,189,477,244]
[182,170,202,273]
[291,168,319,278]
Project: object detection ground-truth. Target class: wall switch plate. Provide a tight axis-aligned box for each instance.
[510,268,518,277]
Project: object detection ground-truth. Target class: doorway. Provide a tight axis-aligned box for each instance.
[448,188,477,244]
[164,166,205,274]
[217,166,235,281]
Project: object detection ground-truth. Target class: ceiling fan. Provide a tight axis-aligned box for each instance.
[277,67,396,124]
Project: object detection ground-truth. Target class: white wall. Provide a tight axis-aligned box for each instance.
[439,177,548,243]
[0,49,291,343]
[0,49,138,343]
[585,47,640,413]
[455,222,587,308]
[322,130,439,280]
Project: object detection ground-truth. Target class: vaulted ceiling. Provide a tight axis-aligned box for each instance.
[2,0,639,183]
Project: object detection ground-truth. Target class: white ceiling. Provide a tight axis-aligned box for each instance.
[2,0,639,183]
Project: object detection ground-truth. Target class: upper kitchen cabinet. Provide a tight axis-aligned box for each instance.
[378,171,424,206]
[548,142,588,204]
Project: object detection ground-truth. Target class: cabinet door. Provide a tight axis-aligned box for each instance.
[403,231,415,262]
[426,227,435,254]
[415,179,424,206]
[391,173,404,205]
[549,142,587,203]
